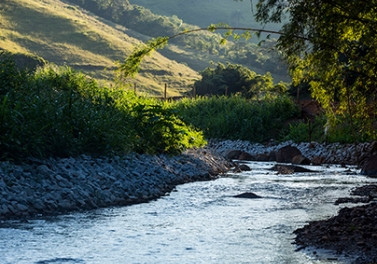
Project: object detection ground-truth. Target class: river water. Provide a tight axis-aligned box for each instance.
[0,162,375,264]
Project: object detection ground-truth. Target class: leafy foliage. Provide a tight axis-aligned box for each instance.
[171,95,300,142]
[253,0,377,142]
[118,37,169,79]
[0,52,205,160]
[194,62,287,98]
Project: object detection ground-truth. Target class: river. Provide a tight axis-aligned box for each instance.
[0,162,375,264]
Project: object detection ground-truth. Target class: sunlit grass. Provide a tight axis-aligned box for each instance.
[0,0,199,96]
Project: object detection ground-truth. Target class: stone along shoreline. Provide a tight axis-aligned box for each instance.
[0,148,232,220]
[1,140,377,263]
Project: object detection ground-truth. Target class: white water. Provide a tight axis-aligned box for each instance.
[0,162,375,264]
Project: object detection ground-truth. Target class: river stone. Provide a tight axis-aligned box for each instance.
[16,203,28,212]
[270,164,318,174]
[311,156,326,165]
[276,145,302,163]
[360,155,377,177]
[0,204,9,215]
[233,192,262,199]
[292,155,310,165]
[32,200,46,211]
[239,164,251,171]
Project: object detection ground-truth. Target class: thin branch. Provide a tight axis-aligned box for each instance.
[119,25,309,79]
[168,26,309,41]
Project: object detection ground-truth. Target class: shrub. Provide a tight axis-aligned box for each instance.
[0,53,205,160]
[171,95,300,142]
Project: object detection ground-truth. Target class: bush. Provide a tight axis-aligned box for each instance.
[0,53,205,160]
[171,95,300,142]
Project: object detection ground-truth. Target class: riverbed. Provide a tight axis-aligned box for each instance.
[0,162,375,264]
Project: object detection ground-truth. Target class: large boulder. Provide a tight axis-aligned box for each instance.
[276,145,302,163]
[270,164,318,174]
[254,153,270,161]
[225,150,255,161]
[360,155,377,177]
[225,150,243,160]
[292,154,311,165]
[311,156,326,166]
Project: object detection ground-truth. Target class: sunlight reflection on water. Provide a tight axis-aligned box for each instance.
[0,162,375,264]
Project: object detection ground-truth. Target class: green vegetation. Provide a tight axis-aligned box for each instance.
[0,52,205,160]
[65,0,289,80]
[171,95,300,142]
[129,0,283,33]
[0,0,199,96]
[194,62,287,98]
[253,0,377,142]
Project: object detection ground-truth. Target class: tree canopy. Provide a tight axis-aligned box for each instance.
[251,0,377,140]
[194,62,286,98]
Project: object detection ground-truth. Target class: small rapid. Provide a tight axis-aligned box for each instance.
[0,162,375,264]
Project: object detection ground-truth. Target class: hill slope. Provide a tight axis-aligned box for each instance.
[0,0,199,96]
[129,0,282,33]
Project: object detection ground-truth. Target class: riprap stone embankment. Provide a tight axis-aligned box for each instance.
[0,148,232,220]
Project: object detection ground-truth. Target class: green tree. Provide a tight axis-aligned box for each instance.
[251,0,377,141]
[194,62,286,98]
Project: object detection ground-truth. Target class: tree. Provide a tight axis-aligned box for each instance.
[251,0,377,141]
[194,62,286,98]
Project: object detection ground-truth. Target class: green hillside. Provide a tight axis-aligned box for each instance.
[129,0,283,33]
[65,0,289,81]
[0,0,199,96]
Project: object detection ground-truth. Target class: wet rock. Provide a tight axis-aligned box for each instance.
[238,151,256,161]
[254,153,270,161]
[237,164,251,172]
[276,145,302,163]
[292,155,310,165]
[233,192,261,199]
[294,203,377,263]
[360,155,377,177]
[225,150,243,160]
[273,165,294,174]
[225,150,257,161]
[270,164,318,174]
[268,151,276,161]
[310,156,326,165]
[351,185,377,197]
[334,196,372,205]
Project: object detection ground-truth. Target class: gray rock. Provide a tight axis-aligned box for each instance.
[361,155,377,177]
[16,203,28,212]
[0,204,9,215]
[233,192,262,199]
[276,145,302,163]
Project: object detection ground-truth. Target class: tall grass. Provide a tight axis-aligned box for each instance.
[170,95,300,142]
[0,53,205,161]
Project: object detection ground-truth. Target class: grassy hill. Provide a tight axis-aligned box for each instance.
[65,0,289,82]
[0,0,199,96]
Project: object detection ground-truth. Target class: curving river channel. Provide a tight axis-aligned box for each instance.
[0,162,375,264]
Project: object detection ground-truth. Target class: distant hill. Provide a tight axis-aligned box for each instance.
[129,0,283,34]
[66,0,289,82]
[128,0,289,81]
[0,0,199,96]
[0,0,289,97]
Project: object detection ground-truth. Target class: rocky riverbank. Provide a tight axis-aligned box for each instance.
[0,148,233,220]
[207,139,377,264]
[1,139,377,263]
[207,139,377,167]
